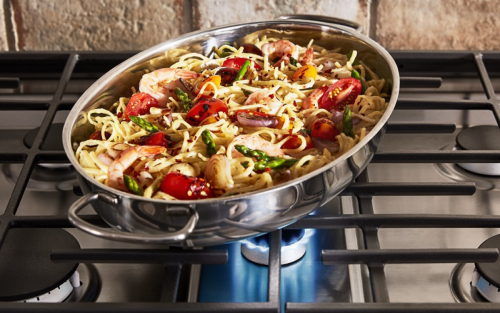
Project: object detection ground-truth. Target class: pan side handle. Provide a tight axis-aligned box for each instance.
[68,192,198,244]
[277,15,363,33]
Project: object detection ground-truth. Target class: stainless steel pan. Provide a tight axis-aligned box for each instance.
[63,16,399,247]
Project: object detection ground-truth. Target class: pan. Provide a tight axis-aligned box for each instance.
[63,15,399,246]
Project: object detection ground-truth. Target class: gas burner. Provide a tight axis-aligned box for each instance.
[472,234,500,302]
[456,125,500,176]
[436,142,500,190]
[449,235,500,303]
[449,263,488,303]
[241,229,314,265]
[0,228,100,302]
[2,123,76,191]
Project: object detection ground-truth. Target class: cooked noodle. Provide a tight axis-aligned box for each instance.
[75,37,388,200]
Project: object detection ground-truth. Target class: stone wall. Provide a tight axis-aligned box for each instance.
[0,0,498,51]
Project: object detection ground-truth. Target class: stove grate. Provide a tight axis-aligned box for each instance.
[1,51,500,312]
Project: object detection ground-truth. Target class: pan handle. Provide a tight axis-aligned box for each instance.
[277,15,363,33]
[68,192,198,244]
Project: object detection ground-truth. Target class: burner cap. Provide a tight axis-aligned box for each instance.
[456,126,500,176]
[456,126,500,151]
[24,124,64,150]
[476,234,500,288]
[0,228,80,301]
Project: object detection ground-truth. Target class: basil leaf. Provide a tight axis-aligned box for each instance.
[129,115,159,133]
[346,51,360,66]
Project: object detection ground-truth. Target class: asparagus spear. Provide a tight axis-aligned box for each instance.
[129,115,159,133]
[234,60,251,81]
[235,145,297,171]
[343,106,354,138]
[123,174,143,196]
[174,88,192,112]
[351,69,368,94]
[201,130,216,156]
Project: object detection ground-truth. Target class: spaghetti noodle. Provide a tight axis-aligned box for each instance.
[74,37,388,200]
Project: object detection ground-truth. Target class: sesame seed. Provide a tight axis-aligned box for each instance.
[187,190,193,196]
[200,191,207,196]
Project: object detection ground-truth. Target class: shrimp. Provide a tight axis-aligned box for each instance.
[139,68,200,106]
[301,47,315,65]
[261,40,299,67]
[230,135,284,159]
[302,86,327,110]
[244,89,283,114]
[107,145,166,192]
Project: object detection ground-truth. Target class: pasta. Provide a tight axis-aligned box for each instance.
[74,37,388,200]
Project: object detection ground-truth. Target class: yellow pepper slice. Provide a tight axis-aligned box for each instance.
[292,65,317,81]
[199,75,221,92]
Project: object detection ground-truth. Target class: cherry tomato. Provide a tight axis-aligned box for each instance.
[222,57,262,71]
[137,132,172,148]
[186,99,228,126]
[89,131,111,140]
[283,130,314,149]
[160,172,213,200]
[292,65,317,81]
[241,44,263,56]
[310,118,339,142]
[124,93,159,121]
[320,78,361,112]
[215,67,239,86]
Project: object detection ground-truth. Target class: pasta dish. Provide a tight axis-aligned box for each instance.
[74,36,388,200]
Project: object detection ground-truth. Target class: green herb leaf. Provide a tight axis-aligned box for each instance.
[346,51,360,66]
[129,115,159,133]
[351,69,367,94]
[123,174,143,196]
[235,60,251,82]
[220,48,233,58]
[174,88,192,112]
[242,89,253,96]
[290,57,298,66]
[201,129,217,156]
[343,106,354,138]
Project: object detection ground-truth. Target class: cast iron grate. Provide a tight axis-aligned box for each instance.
[1,51,500,312]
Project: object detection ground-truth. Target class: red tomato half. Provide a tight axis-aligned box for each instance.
[137,132,172,148]
[310,118,339,142]
[320,78,361,112]
[283,130,314,150]
[160,172,213,200]
[186,99,228,126]
[222,57,262,71]
[125,93,159,121]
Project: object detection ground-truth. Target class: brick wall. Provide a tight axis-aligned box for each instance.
[0,0,498,51]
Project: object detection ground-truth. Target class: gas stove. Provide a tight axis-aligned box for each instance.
[2,51,500,312]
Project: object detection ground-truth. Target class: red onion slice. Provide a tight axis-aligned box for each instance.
[331,111,343,125]
[236,111,278,128]
[311,137,340,154]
